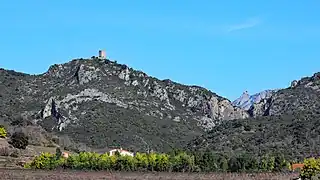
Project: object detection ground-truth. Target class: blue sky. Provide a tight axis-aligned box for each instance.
[1,1,320,100]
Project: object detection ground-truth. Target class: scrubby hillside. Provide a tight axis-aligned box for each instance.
[187,72,320,160]
[0,58,248,153]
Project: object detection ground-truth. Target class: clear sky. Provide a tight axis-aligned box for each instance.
[1,1,320,100]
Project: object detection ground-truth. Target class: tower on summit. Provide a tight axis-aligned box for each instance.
[98,50,106,59]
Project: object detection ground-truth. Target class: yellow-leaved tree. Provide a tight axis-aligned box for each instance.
[300,157,320,179]
[0,126,7,138]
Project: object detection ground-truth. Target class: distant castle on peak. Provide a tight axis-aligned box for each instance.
[98,50,106,59]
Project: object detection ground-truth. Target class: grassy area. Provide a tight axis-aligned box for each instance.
[0,169,300,180]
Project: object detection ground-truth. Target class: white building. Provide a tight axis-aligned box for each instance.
[109,148,134,157]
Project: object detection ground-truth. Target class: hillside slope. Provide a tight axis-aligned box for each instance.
[187,72,320,159]
[0,58,248,152]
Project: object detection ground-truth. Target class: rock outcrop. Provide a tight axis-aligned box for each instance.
[232,90,274,111]
[187,72,320,159]
[0,58,248,152]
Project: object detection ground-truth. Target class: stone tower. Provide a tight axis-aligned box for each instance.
[98,50,106,59]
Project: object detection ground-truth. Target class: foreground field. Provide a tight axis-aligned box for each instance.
[0,169,299,180]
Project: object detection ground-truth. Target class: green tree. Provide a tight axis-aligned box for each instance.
[55,147,62,159]
[148,153,157,171]
[155,153,170,171]
[134,152,149,171]
[0,127,7,138]
[171,152,195,172]
[200,151,219,172]
[247,156,259,172]
[267,156,275,171]
[228,156,241,172]
[25,152,64,170]
[9,132,28,149]
[259,155,269,171]
[274,153,288,172]
[115,155,135,171]
[218,156,229,172]
[97,153,113,170]
[300,157,320,179]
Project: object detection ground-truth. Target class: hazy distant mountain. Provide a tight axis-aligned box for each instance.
[232,90,274,110]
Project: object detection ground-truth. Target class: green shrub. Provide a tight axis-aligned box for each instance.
[25,152,65,170]
[9,132,29,149]
[0,127,7,138]
[55,147,62,159]
[134,152,149,171]
[170,152,195,172]
[300,157,320,179]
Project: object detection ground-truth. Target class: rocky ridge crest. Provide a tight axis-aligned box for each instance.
[0,58,248,152]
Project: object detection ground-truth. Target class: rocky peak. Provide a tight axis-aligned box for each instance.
[0,58,249,152]
[232,90,274,111]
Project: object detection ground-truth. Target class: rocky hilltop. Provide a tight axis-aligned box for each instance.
[232,90,274,111]
[0,58,248,152]
[187,72,320,159]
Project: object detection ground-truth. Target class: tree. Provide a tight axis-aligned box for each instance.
[134,152,149,171]
[148,153,157,171]
[171,152,195,172]
[260,155,269,171]
[200,151,219,172]
[55,147,62,159]
[228,156,241,172]
[267,156,275,171]
[155,153,170,171]
[218,156,229,172]
[9,132,29,149]
[0,126,7,138]
[246,155,259,172]
[274,153,288,172]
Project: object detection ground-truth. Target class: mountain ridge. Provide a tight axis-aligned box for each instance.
[2,57,319,159]
[232,90,275,110]
[187,71,320,159]
[0,57,248,153]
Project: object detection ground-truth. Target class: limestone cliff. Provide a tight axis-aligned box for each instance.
[0,58,248,152]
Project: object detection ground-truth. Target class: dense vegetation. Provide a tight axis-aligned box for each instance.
[25,148,292,173]
[187,110,320,161]
[0,59,207,153]
[299,156,320,179]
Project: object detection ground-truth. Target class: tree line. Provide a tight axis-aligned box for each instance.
[25,148,292,173]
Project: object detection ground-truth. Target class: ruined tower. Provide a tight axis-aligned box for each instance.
[98,50,106,59]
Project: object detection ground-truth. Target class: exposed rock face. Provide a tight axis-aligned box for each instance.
[290,80,298,88]
[248,98,272,117]
[267,72,320,116]
[188,72,320,159]
[232,90,275,111]
[246,72,320,117]
[0,59,248,152]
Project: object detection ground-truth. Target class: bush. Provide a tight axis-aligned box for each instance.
[9,132,29,149]
[0,147,9,156]
[0,127,7,138]
[24,152,65,170]
[10,149,19,158]
[55,147,62,159]
[300,157,320,179]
